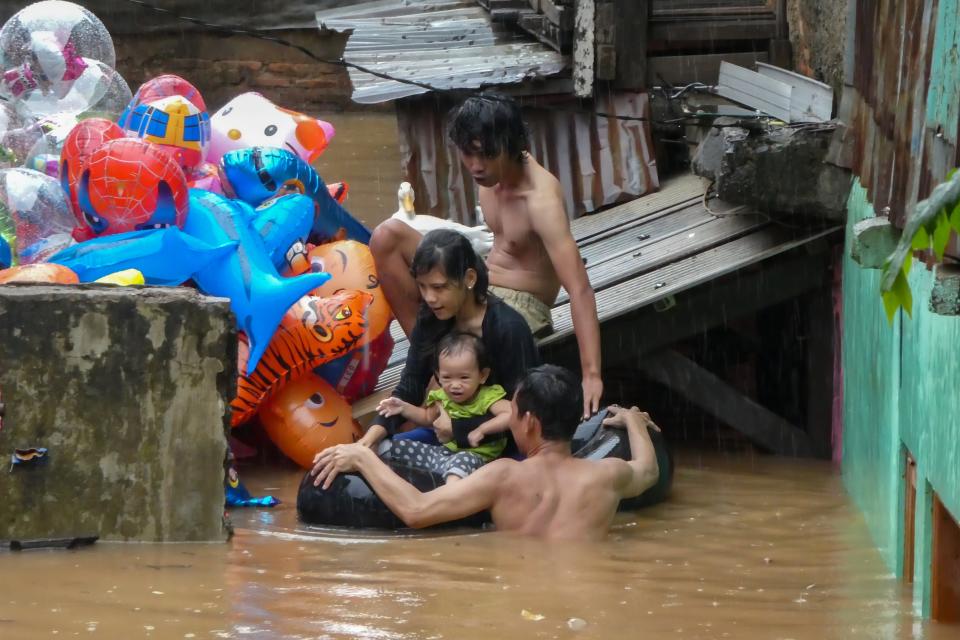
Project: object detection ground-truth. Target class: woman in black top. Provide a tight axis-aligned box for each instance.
[357,229,540,449]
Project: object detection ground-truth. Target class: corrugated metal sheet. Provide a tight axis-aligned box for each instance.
[315,0,568,104]
[396,91,659,223]
[838,0,951,227]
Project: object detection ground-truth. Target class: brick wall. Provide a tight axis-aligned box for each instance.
[112,29,374,113]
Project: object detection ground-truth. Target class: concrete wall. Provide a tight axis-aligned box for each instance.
[786,0,847,99]
[0,285,236,543]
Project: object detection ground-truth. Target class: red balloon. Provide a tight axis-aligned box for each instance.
[76,139,189,237]
[59,118,125,229]
[132,74,206,112]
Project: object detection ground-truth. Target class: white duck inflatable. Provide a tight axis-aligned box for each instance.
[390,182,494,257]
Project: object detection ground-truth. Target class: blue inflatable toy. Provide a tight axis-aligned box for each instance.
[184,189,331,371]
[250,192,316,271]
[219,147,371,244]
[0,235,11,269]
[48,227,236,285]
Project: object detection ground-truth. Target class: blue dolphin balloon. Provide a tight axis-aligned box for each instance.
[48,227,237,285]
[250,192,315,271]
[184,189,331,371]
[220,147,372,244]
[0,235,11,269]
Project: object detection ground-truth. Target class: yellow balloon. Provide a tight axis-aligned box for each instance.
[95,269,145,286]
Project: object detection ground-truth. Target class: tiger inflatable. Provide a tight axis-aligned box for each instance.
[231,289,374,426]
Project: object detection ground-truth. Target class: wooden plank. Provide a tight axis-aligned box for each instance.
[638,349,816,456]
[557,212,767,303]
[572,0,595,97]
[541,0,573,28]
[717,61,792,121]
[646,51,768,87]
[543,226,841,343]
[649,17,781,44]
[615,0,648,90]
[541,230,837,373]
[595,1,617,80]
[570,173,705,241]
[803,285,836,459]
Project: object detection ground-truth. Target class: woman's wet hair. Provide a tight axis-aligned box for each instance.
[411,229,488,305]
[515,365,582,442]
[448,92,530,162]
[436,331,490,373]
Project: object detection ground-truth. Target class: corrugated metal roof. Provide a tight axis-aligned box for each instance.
[315,0,569,104]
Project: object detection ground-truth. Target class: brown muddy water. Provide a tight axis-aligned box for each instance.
[1,114,956,639]
[1,453,955,639]
[311,111,402,231]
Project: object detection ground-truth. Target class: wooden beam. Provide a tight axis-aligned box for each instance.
[638,350,816,457]
[615,0,648,90]
[573,0,595,97]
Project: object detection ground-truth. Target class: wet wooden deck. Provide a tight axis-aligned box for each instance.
[353,172,841,421]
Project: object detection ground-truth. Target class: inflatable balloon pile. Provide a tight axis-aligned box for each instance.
[0,1,395,473]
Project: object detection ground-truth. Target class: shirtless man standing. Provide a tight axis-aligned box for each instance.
[371,93,603,417]
[310,365,661,541]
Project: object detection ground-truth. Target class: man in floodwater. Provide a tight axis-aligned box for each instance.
[371,93,603,418]
[310,365,661,541]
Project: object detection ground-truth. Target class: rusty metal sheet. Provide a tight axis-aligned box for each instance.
[315,0,568,104]
[396,91,658,224]
[844,0,950,227]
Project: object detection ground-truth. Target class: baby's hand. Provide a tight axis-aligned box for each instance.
[377,397,405,417]
[433,406,453,443]
[467,429,484,448]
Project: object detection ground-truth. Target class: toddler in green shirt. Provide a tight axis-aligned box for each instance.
[377,332,513,482]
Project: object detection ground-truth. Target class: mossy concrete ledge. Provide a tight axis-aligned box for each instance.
[851,217,899,269]
[0,285,237,543]
[930,264,960,316]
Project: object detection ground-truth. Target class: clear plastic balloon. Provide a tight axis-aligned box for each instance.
[0,102,29,169]
[0,167,75,265]
[22,112,76,176]
[7,59,131,121]
[0,2,115,106]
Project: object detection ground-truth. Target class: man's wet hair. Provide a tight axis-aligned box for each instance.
[436,332,490,373]
[448,92,530,162]
[515,365,583,441]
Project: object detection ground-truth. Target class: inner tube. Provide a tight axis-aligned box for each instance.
[297,409,673,530]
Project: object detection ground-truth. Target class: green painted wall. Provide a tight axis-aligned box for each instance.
[842,181,960,615]
[842,0,960,617]
[841,180,902,573]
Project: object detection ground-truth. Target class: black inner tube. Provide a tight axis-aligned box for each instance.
[297,409,673,530]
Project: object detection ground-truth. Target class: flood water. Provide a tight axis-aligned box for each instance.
[312,111,402,231]
[1,453,955,639]
[1,114,956,639]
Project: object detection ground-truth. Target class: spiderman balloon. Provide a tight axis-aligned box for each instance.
[76,138,188,237]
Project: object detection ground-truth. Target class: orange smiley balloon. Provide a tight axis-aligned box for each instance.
[258,373,362,469]
[0,263,79,284]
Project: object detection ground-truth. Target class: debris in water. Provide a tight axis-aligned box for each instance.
[567,618,587,631]
[521,609,545,621]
